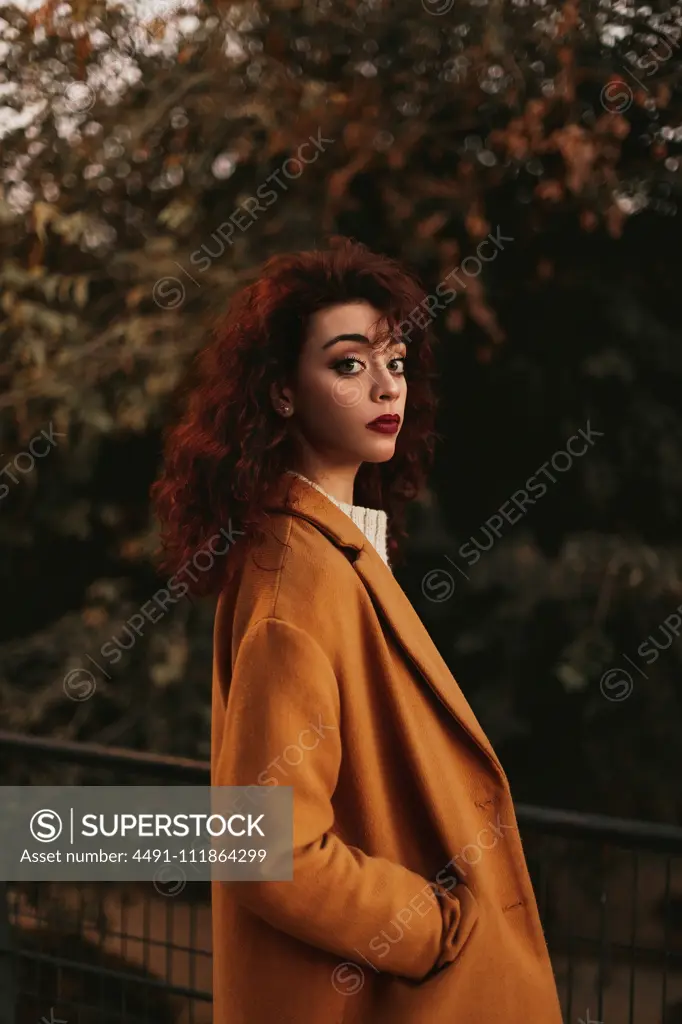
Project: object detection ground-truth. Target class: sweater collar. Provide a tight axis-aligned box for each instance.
[263,470,368,561]
[285,470,390,569]
[283,469,367,514]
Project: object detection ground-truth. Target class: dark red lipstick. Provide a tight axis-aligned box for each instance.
[366,414,401,434]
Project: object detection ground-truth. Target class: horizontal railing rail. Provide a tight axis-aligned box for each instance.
[516,802,682,853]
[0,729,210,782]
[2,729,682,850]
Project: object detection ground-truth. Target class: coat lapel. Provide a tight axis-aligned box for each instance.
[351,544,506,781]
[264,472,506,782]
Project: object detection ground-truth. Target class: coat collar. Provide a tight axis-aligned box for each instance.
[264,472,506,782]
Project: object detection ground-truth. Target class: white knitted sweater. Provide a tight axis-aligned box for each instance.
[286,470,391,570]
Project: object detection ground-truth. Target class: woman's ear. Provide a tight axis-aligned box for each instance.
[269,382,295,417]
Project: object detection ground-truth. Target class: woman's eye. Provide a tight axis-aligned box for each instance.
[333,357,365,375]
[389,357,406,374]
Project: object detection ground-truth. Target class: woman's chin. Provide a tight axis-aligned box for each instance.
[360,436,399,463]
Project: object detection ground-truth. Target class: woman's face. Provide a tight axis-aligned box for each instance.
[277,301,408,469]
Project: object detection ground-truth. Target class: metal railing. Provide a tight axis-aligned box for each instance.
[1,729,681,1024]
[0,731,212,1024]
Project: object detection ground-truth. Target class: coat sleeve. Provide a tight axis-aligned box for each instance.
[213,615,479,982]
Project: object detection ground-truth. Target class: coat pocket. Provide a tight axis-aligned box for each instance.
[410,881,479,985]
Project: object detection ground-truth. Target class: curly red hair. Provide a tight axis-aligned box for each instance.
[151,236,439,596]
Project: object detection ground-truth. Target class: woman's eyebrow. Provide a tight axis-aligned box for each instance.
[321,333,370,349]
[321,333,407,350]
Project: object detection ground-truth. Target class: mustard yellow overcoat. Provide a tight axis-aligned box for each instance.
[210,471,563,1024]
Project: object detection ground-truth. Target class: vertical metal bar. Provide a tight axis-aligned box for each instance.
[121,888,128,961]
[188,894,197,1024]
[120,888,127,1023]
[565,840,575,1024]
[538,836,549,927]
[597,844,608,1024]
[99,885,107,1018]
[120,969,126,1024]
[143,885,151,1023]
[36,885,43,1012]
[628,849,638,1024]
[0,882,16,1024]
[118,890,127,1024]
[661,855,672,1022]
[78,875,86,1016]
[99,947,105,1018]
[165,895,173,984]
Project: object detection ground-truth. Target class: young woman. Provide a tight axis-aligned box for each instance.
[152,237,563,1024]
